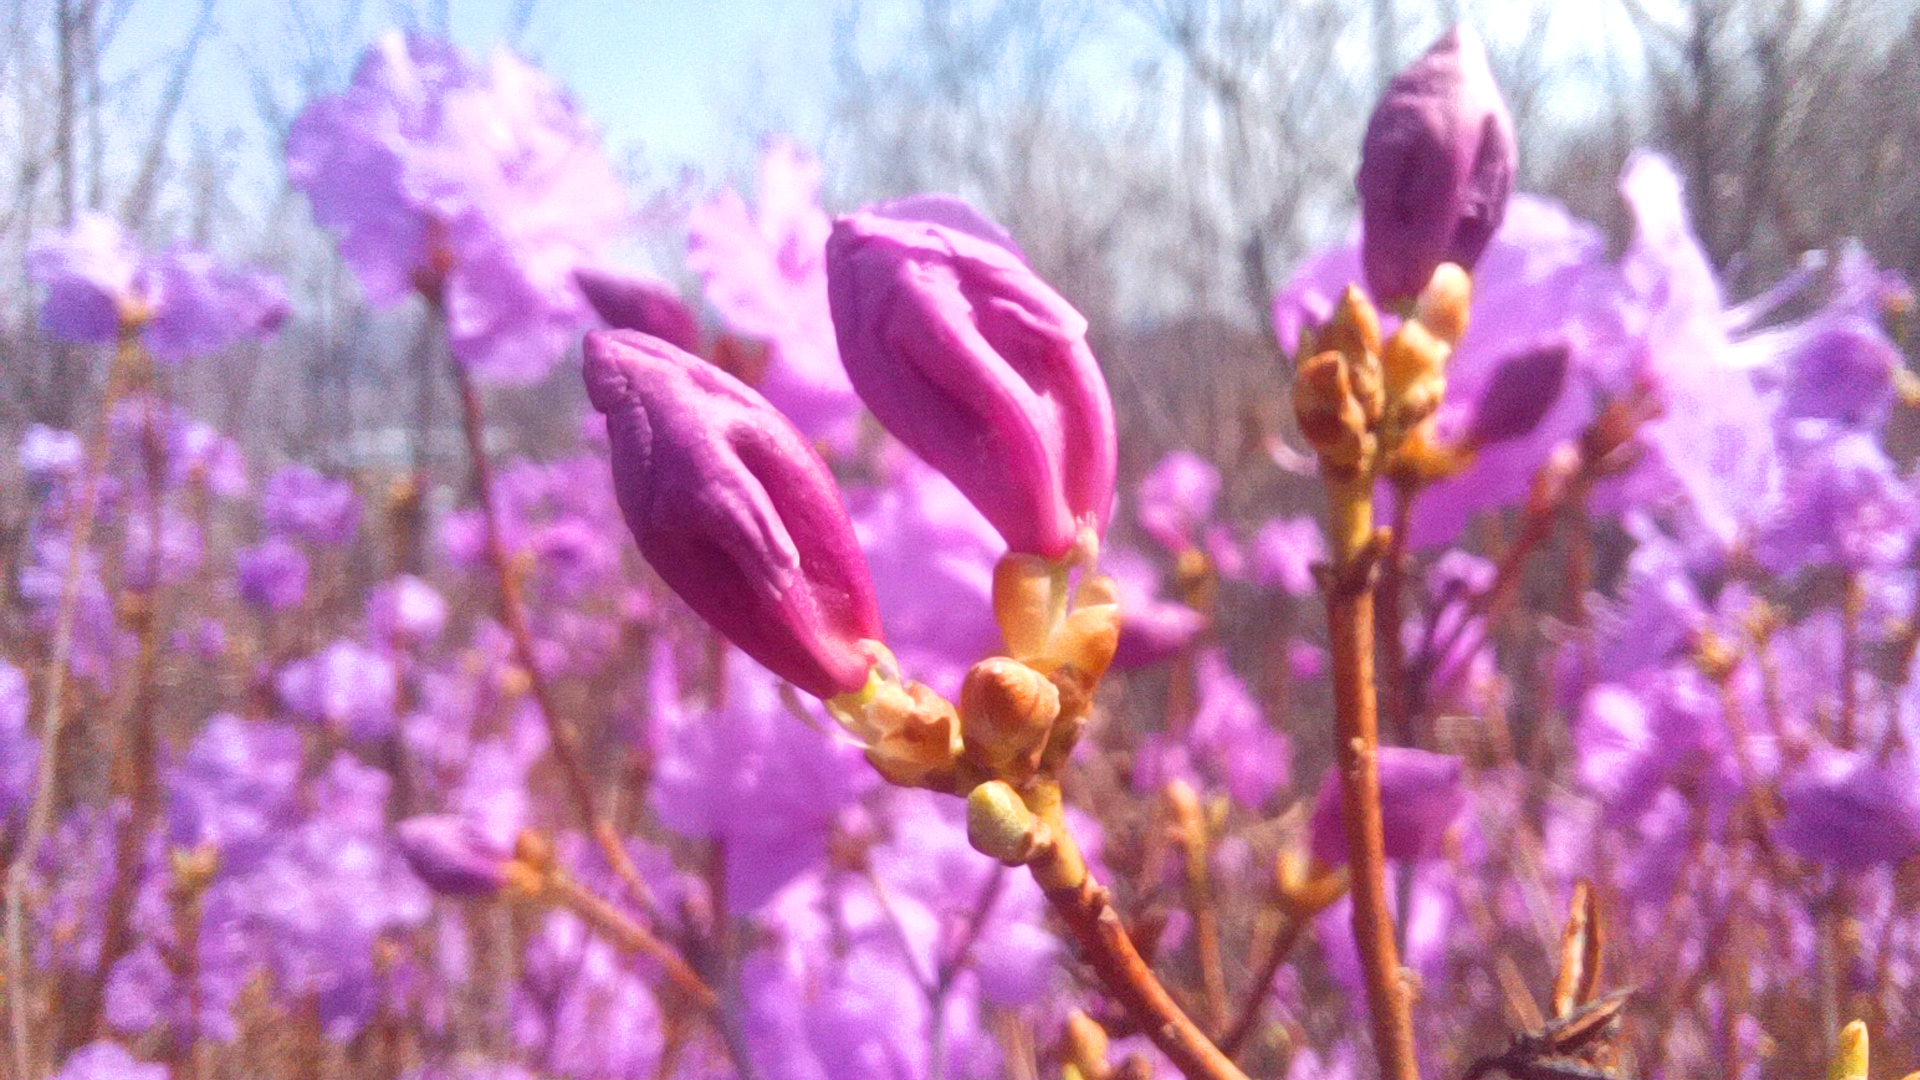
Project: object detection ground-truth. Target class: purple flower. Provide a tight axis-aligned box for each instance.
[1137,450,1221,554]
[584,329,883,699]
[1776,750,1920,870]
[1251,515,1325,597]
[849,449,1005,697]
[287,33,624,382]
[687,138,859,443]
[1105,547,1206,670]
[573,265,702,354]
[1135,649,1290,808]
[167,715,303,871]
[275,639,399,739]
[52,1041,168,1080]
[236,536,309,612]
[1357,25,1517,304]
[167,419,247,497]
[826,196,1118,559]
[261,465,360,546]
[395,815,513,897]
[1310,747,1465,866]
[1,660,37,833]
[27,213,286,360]
[647,642,871,912]
[1755,429,1916,575]
[365,574,447,648]
[21,424,83,491]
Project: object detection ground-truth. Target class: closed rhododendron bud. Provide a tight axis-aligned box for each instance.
[583,330,883,699]
[1357,26,1516,305]
[825,197,1117,560]
[574,266,703,355]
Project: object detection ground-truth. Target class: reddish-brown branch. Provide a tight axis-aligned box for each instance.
[1219,910,1308,1057]
[541,872,718,1013]
[449,359,661,923]
[1326,554,1420,1080]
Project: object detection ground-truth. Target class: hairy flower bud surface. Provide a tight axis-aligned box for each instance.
[1358,26,1516,305]
[584,329,882,698]
[826,199,1117,558]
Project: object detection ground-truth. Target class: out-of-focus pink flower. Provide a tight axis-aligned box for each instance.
[236,536,309,612]
[287,32,624,382]
[827,197,1117,559]
[1137,450,1220,554]
[1,660,37,833]
[261,465,360,547]
[584,330,882,699]
[51,1041,168,1080]
[1309,747,1465,866]
[574,266,702,354]
[27,213,287,361]
[1134,648,1290,808]
[1104,547,1206,670]
[1251,515,1325,597]
[275,639,399,740]
[687,138,859,442]
[1357,25,1516,304]
[1776,749,1920,870]
[365,574,447,649]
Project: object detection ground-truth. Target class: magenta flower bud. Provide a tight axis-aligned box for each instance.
[1468,342,1570,446]
[825,198,1117,559]
[584,329,883,698]
[1358,25,1517,305]
[574,266,703,355]
[395,814,511,897]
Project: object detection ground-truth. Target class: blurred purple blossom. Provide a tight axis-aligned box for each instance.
[287,32,624,381]
[27,213,287,360]
[236,536,309,612]
[1755,428,1917,575]
[1251,515,1325,597]
[52,1041,168,1080]
[647,642,872,913]
[1105,546,1206,670]
[1135,648,1290,808]
[849,448,1004,696]
[1137,450,1221,554]
[395,814,513,897]
[275,639,399,740]
[1310,747,1466,866]
[1776,750,1920,870]
[366,574,448,649]
[688,137,859,443]
[0,660,37,833]
[260,465,360,546]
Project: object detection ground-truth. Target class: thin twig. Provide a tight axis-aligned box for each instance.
[4,339,131,1079]
[1218,909,1308,1056]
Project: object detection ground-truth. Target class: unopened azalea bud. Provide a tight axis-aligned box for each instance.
[1414,263,1472,346]
[1063,1011,1113,1080]
[960,656,1061,777]
[1467,344,1569,446]
[1358,26,1517,305]
[848,674,965,789]
[1276,849,1349,918]
[1831,1020,1868,1080]
[396,815,512,898]
[574,267,702,355]
[993,552,1066,661]
[826,199,1117,559]
[1293,351,1374,471]
[1054,573,1121,683]
[584,330,884,699]
[966,779,1048,865]
[1382,321,1449,430]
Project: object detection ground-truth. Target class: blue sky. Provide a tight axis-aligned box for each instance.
[112,0,842,175]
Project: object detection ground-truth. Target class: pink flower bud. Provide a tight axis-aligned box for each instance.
[1358,26,1517,305]
[584,330,883,698]
[574,266,703,355]
[825,198,1117,559]
[395,815,510,897]
[1468,342,1570,446]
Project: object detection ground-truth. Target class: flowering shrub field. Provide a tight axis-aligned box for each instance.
[2,19,1917,1080]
